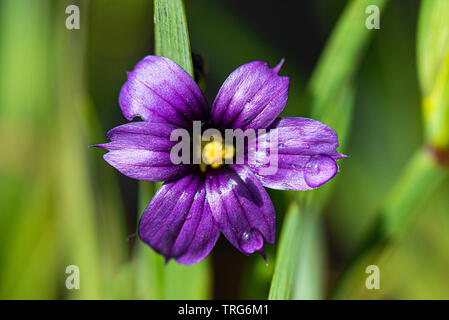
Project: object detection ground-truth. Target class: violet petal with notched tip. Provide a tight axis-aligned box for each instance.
[119,55,209,128]
[139,173,220,265]
[210,60,289,130]
[247,117,345,190]
[93,121,193,182]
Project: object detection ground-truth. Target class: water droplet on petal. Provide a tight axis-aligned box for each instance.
[305,159,320,175]
[238,228,264,254]
[290,164,296,168]
[303,155,337,188]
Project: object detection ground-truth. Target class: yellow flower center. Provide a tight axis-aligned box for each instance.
[199,137,235,172]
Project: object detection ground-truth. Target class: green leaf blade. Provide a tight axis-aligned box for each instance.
[268,204,302,300]
[309,0,387,128]
[154,0,194,77]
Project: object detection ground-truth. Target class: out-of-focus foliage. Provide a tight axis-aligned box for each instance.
[0,0,448,300]
[417,0,449,148]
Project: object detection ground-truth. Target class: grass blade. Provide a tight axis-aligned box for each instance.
[417,0,449,148]
[268,203,302,300]
[154,0,193,76]
[292,212,326,300]
[309,0,387,124]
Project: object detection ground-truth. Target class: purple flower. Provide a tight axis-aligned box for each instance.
[95,56,344,264]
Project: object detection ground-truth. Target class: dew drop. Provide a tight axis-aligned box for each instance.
[238,228,264,254]
[303,155,337,188]
[304,159,320,175]
[290,164,296,168]
[279,143,284,149]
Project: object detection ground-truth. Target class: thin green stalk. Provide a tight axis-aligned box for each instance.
[382,149,448,238]
[293,212,326,300]
[309,0,387,123]
[268,203,302,299]
[417,0,449,148]
[154,0,193,75]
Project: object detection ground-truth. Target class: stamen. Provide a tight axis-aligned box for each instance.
[203,141,223,165]
[199,138,235,172]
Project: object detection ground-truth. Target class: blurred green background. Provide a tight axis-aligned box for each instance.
[0,0,448,299]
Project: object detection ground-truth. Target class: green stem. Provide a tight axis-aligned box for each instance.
[268,203,303,300]
[154,0,194,76]
[293,212,326,299]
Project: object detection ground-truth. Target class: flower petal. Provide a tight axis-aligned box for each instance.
[139,173,220,265]
[247,117,345,190]
[205,165,275,256]
[210,60,289,130]
[119,55,208,128]
[94,122,192,181]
